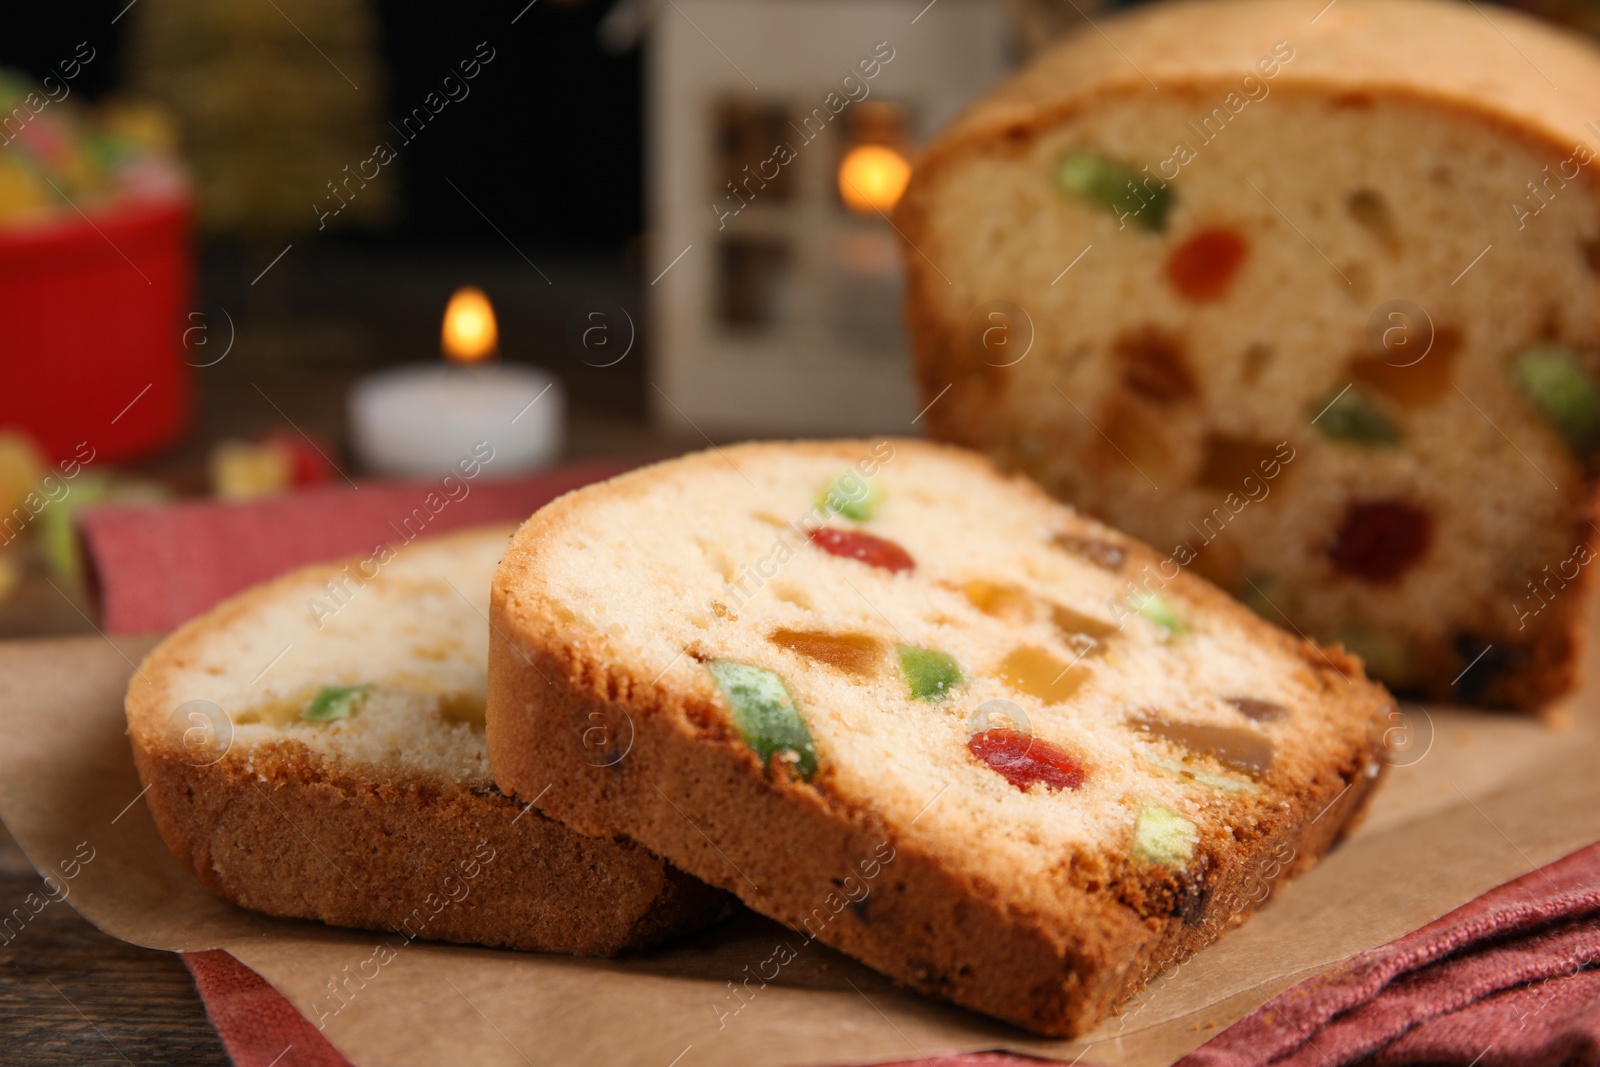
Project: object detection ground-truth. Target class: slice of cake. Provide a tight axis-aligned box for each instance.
[126,525,726,956]
[894,0,1600,708]
[486,440,1390,1036]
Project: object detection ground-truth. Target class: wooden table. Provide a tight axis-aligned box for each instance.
[0,822,227,1065]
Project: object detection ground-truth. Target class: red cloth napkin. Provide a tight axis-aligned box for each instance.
[80,464,1600,1067]
[184,950,351,1067]
[1177,839,1600,1067]
[79,460,633,634]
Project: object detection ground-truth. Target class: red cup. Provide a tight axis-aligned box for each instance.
[0,194,192,465]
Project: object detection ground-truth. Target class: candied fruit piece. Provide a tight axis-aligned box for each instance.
[1130,592,1184,637]
[1133,715,1274,776]
[1349,327,1460,407]
[997,645,1088,704]
[1328,500,1432,583]
[1514,343,1600,456]
[820,471,884,522]
[770,628,881,678]
[1166,227,1249,302]
[1347,188,1400,251]
[1227,697,1287,723]
[962,579,1034,621]
[1052,533,1127,571]
[898,645,963,701]
[1198,434,1283,491]
[437,692,487,726]
[960,582,1115,654]
[303,685,370,723]
[706,660,818,779]
[1148,754,1252,793]
[1133,806,1198,866]
[1090,394,1179,479]
[1056,150,1172,232]
[808,527,914,573]
[967,728,1085,792]
[1117,327,1197,404]
[1312,387,1399,447]
[1051,603,1116,643]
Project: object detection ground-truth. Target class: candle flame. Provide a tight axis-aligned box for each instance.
[442,286,498,364]
[838,144,911,214]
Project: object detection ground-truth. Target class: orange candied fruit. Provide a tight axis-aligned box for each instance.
[996,646,1088,704]
[1166,227,1249,302]
[769,629,881,677]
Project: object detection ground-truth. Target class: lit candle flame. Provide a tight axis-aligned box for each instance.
[442,286,498,364]
[838,144,911,214]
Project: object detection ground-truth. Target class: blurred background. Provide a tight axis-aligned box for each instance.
[0,0,1591,635]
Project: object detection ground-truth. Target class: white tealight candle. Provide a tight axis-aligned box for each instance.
[349,286,565,478]
[349,362,564,478]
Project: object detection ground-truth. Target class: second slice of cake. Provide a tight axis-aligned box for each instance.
[127,525,727,958]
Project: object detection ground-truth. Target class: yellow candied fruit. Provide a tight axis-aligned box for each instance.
[770,628,882,678]
[1051,603,1116,643]
[996,645,1088,704]
[437,692,487,726]
[1350,327,1460,407]
[962,579,1035,621]
[232,689,317,728]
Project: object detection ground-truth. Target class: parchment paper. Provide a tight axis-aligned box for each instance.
[1,634,1596,1067]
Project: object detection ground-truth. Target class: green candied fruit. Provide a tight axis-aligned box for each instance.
[1056,150,1172,233]
[1513,343,1600,456]
[1312,387,1400,447]
[706,660,818,779]
[897,645,963,702]
[1133,805,1199,866]
[1148,755,1253,794]
[302,685,371,723]
[820,470,884,522]
[1131,592,1185,637]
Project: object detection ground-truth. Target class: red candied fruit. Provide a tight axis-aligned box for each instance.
[1328,500,1433,583]
[968,728,1086,792]
[1166,228,1250,302]
[808,527,915,573]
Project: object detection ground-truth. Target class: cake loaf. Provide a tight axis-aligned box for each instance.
[126,525,727,957]
[486,440,1390,1036]
[895,0,1600,708]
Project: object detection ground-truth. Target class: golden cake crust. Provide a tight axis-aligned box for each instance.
[487,439,1390,1035]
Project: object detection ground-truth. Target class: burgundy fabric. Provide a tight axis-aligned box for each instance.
[183,949,352,1067]
[79,459,634,634]
[78,463,1600,1066]
[1177,839,1600,1066]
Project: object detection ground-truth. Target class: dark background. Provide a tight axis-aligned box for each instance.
[1,0,644,250]
[7,0,1576,254]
